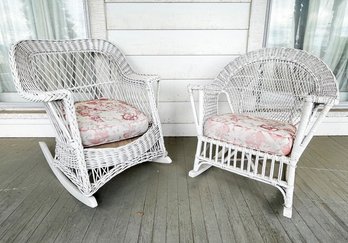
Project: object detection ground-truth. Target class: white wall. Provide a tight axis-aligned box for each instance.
[87,0,269,136]
[2,0,347,137]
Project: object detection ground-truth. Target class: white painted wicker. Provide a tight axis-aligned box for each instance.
[188,48,339,218]
[10,39,171,207]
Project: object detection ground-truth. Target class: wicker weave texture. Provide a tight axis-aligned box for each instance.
[10,39,168,197]
[204,48,338,124]
[189,48,338,218]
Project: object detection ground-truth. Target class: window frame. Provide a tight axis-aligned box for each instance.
[263,0,348,108]
[0,0,91,109]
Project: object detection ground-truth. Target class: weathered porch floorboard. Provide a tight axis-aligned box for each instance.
[0,137,347,242]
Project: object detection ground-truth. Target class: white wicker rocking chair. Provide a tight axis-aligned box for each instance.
[188,48,338,218]
[10,39,171,207]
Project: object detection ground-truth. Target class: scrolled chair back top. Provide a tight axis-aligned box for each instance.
[210,48,339,124]
[10,39,131,101]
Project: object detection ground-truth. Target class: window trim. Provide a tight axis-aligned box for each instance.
[0,0,91,108]
[262,0,272,48]
[264,0,348,108]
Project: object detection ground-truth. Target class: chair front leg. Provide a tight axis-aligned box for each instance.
[283,161,297,218]
[188,138,212,177]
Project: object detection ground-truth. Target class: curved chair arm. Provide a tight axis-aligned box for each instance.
[298,95,338,106]
[17,87,86,164]
[116,72,162,125]
[188,85,204,135]
[312,96,339,106]
[290,95,336,162]
[188,84,222,135]
[121,72,161,107]
[17,88,83,146]
[122,72,160,85]
[17,89,71,103]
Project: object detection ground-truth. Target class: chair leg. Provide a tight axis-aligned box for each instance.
[283,163,296,218]
[39,142,98,208]
[152,156,172,164]
[283,186,294,218]
[189,163,212,178]
[188,139,212,177]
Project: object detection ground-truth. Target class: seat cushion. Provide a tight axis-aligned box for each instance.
[75,99,149,147]
[204,113,296,156]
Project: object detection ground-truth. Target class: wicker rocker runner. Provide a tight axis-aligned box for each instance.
[188,48,338,218]
[10,39,172,207]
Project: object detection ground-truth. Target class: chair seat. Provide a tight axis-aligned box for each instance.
[75,99,149,147]
[204,113,297,156]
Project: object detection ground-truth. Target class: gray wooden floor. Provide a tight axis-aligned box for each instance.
[0,137,348,242]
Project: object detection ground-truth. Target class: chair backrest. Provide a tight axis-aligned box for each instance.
[213,48,339,124]
[10,39,131,102]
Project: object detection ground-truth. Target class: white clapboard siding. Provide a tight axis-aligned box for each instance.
[158,102,231,123]
[106,3,250,30]
[106,0,250,2]
[103,1,251,136]
[2,116,346,137]
[162,124,196,136]
[158,80,211,102]
[127,55,237,79]
[109,30,247,55]
[157,79,230,102]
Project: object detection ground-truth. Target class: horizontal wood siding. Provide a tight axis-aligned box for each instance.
[109,30,247,55]
[125,55,237,79]
[158,102,231,123]
[106,3,250,29]
[104,1,251,135]
[157,80,211,102]
[106,0,251,3]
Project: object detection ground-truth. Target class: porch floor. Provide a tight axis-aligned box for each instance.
[0,137,348,242]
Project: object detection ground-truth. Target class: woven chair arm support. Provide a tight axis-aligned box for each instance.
[188,84,205,91]
[188,84,222,135]
[18,89,71,103]
[298,95,338,108]
[121,72,160,85]
[188,84,222,93]
[311,96,339,105]
[112,72,160,121]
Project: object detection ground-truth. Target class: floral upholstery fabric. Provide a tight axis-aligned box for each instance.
[204,113,297,156]
[75,99,149,147]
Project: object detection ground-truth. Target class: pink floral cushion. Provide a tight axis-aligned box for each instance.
[75,99,149,147]
[204,113,297,156]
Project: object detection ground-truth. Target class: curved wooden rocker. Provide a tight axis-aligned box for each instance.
[10,39,171,207]
[188,48,338,218]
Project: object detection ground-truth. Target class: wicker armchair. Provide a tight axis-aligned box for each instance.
[188,48,338,218]
[10,39,171,207]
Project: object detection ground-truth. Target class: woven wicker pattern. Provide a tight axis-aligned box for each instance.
[189,48,338,218]
[203,48,338,124]
[10,39,168,197]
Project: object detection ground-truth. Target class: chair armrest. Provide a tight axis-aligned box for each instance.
[121,72,160,85]
[290,95,336,160]
[188,84,222,135]
[113,72,161,121]
[18,89,71,103]
[188,84,222,93]
[188,84,205,92]
[315,96,338,106]
[301,95,338,106]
